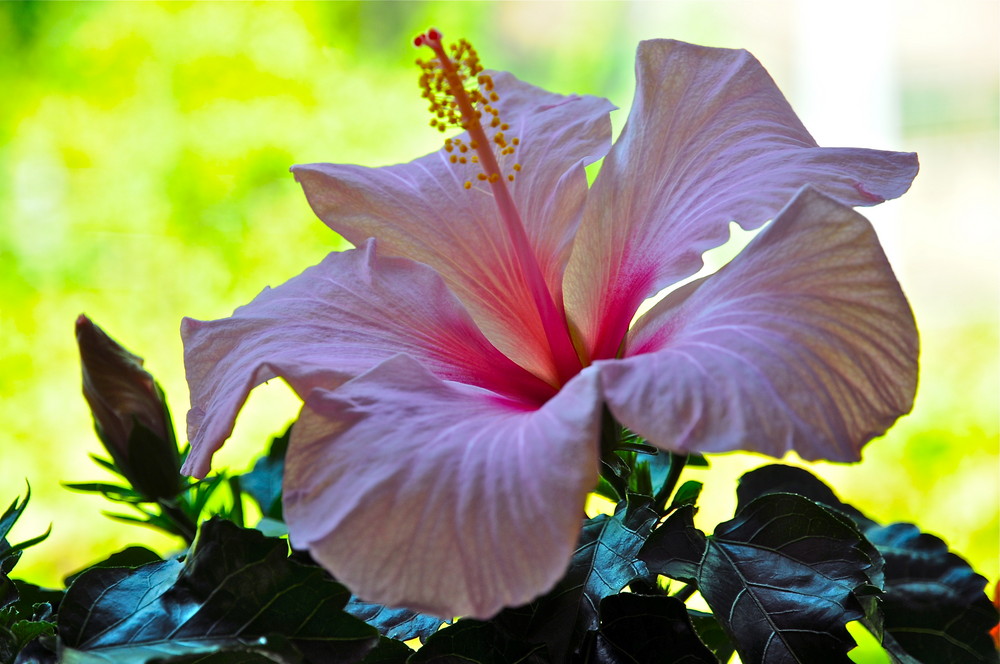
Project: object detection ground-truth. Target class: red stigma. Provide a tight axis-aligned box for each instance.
[414,28,442,49]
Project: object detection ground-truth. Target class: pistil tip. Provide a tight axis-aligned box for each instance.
[414,28,442,48]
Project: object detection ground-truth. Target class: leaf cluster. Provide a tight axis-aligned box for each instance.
[3,417,996,662]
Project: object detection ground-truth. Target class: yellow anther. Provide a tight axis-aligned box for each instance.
[512,138,520,145]
[415,31,524,191]
[513,163,522,171]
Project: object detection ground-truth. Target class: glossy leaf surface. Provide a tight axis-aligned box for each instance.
[698,493,882,664]
[58,519,377,664]
[584,593,717,664]
[495,497,659,663]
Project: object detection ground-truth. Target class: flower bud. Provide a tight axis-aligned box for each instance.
[76,314,182,499]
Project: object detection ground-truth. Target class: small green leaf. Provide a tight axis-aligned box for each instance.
[670,480,703,510]
[688,610,736,663]
[61,483,142,502]
[0,488,49,572]
[88,454,122,476]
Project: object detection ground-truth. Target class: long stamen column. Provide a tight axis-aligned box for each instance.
[415,29,582,384]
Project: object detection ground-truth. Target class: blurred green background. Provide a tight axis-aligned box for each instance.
[0,0,996,651]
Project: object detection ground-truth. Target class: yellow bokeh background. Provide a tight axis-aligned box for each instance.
[1,1,996,652]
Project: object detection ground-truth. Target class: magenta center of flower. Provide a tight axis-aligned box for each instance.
[415,29,585,388]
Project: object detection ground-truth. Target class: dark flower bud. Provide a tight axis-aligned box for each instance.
[76,314,183,499]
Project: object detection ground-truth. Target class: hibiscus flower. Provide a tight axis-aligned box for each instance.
[180,32,919,619]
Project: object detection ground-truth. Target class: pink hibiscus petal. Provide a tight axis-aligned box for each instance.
[284,354,603,619]
[292,72,612,383]
[564,39,919,362]
[496,71,616,303]
[599,187,918,462]
[181,239,550,477]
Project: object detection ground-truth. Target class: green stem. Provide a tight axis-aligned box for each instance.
[597,408,629,501]
[672,583,697,602]
[157,499,198,545]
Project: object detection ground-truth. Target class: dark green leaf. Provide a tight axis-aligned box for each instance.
[686,454,709,468]
[144,635,303,664]
[58,518,377,664]
[0,625,16,664]
[698,493,883,664]
[61,483,143,502]
[737,465,999,663]
[88,454,122,476]
[593,477,621,504]
[358,637,413,664]
[186,475,229,516]
[239,428,290,522]
[12,633,59,664]
[0,530,49,569]
[0,489,48,567]
[639,505,706,585]
[734,465,873,528]
[670,481,703,510]
[63,546,162,587]
[863,523,998,664]
[411,620,548,664]
[0,494,29,545]
[584,593,717,663]
[687,611,735,664]
[495,497,659,663]
[0,574,16,612]
[7,620,54,652]
[345,596,445,641]
[8,580,63,616]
